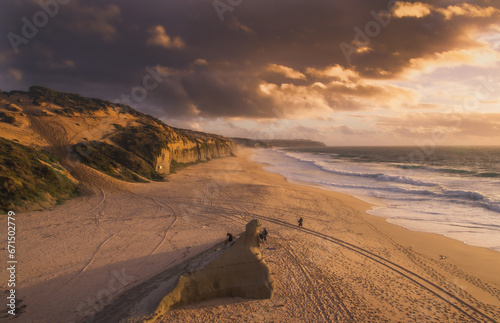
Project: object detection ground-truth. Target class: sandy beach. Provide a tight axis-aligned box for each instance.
[2,148,500,322]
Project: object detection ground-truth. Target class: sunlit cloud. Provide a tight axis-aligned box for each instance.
[257,82,331,118]
[437,3,500,20]
[266,64,306,80]
[147,25,186,49]
[193,58,208,66]
[393,2,432,18]
[1,0,499,145]
[306,65,359,82]
[392,2,499,20]
[406,47,500,76]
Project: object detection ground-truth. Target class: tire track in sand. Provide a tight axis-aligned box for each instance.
[58,229,125,291]
[249,212,497,323]
[209,177,497,322]
[147,198,178,257]
[277,237,354,322]
[212,185,354,321]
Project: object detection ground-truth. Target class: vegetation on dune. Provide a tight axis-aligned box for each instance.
[112,123,125,131]
[26,86,138,115]
[110,124,233,174]
[71,140,163,182]
[0,112,17,124]
[0,137,79,213]
[110,124,171,166]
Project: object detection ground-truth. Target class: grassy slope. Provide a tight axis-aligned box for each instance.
[0,137,79,213]
[71,140,163,182]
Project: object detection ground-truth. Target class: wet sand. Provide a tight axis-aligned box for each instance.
[2,148,500,322]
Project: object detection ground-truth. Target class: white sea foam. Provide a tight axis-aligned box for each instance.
[252,148,500,252]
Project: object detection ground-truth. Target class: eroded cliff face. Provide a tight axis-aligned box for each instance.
[155,137,235,174]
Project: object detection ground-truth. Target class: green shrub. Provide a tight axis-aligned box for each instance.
[71,141,163,182]
[2,115,16,124]
[27,86,138,116]
[111,125,169,166]
[112,123,124,131]
[0,138,79,213]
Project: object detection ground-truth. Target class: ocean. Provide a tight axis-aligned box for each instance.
[252,146,500,252]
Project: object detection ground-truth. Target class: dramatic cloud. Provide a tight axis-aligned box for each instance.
[437,3,500,20]
[61,1,121,41]
[266,64,307,80]
[147,25,186,49]
[0,0,498,144]
[405,47,500,77]
[393,2,432,18]
[392,1,499,20]
[306,65,359,82]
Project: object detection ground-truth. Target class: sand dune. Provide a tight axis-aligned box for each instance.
[1,149,500,322]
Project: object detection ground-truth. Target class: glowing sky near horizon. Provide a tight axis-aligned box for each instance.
[1,0,499,145]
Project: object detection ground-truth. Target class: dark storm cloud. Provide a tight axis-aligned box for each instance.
[1,0,498,119]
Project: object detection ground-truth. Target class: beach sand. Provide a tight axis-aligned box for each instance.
[2,148,499,322]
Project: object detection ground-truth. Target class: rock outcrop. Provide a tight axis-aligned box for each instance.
[147,219,274,321]
[155,135,236,174]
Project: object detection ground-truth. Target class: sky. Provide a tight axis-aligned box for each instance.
[1,0,499,146]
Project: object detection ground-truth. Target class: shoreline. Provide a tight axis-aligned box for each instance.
[251,147,500,253]
[285,172,500,254]
[8,148,500,322]
[248,147,500,258]
[251,147,500,269]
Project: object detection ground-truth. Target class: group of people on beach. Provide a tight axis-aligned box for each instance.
[225,217,305,244]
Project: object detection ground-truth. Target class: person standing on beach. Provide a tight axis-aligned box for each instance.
[298,217,303,227]
[261,228,268,241]
[225,233,233,245]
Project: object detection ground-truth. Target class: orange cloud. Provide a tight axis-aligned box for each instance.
[393,2,432,18]
[147,25,186,49]
[256,75,419,119]
[437,3,499,20]
[306,65,359,82]
[257,82,330,118]
[392,2,499,20]
[266,64,307,80]
[406,47,500,75]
